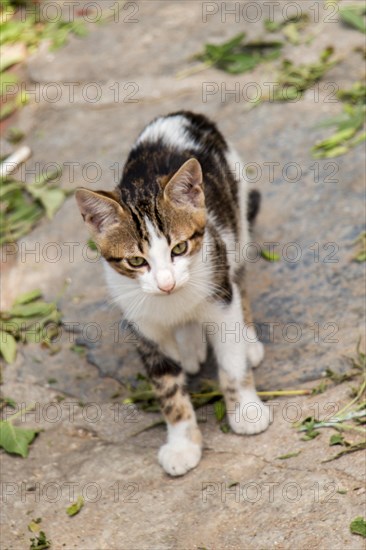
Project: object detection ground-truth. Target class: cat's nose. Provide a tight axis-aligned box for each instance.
[158,282,176,293]
[156,270,176,293]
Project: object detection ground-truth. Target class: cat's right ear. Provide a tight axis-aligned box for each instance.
[75,188,124,235]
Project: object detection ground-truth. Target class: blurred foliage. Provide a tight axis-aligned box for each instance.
[339,4,366,34]
[195,32,283,74]
[0,0,87,120]
[0,289,62,364]
[0,169,67,245]
[264,13,310,45]
[312,82,365,158]
[271,47,337,101]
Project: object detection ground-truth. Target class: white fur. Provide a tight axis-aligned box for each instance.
[143,218,177,293]
[230,388,271,434]
[175,322,207,375]
[135,115,198,151]
[158,420,202,476]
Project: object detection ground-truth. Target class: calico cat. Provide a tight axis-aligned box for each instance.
[75,111,271,476]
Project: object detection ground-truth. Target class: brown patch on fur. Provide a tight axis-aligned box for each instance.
[76,187,146,279]
[157,193,206,258]
[240,286,254,326]
[153,374,195,425]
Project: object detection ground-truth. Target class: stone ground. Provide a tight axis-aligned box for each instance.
[1,1,365,549]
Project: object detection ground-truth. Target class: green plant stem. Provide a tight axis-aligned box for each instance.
[176,61,213,79]
[336,376,366,418]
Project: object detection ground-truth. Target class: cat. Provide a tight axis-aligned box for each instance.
[75,111,271,476]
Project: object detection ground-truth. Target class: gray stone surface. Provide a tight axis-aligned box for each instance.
[1,1,365,549]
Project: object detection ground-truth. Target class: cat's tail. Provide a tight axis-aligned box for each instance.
[247,189,261,226]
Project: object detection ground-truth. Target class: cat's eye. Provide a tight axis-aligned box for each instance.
[127,257,147,268]
[171,241,188,256]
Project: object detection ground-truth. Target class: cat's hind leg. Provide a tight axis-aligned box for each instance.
[240,284,264,368]
[175,322,207,375]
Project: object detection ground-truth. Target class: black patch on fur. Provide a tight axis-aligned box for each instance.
[247,189,261,225]
[119,111,240,238]
[132,325,182,379]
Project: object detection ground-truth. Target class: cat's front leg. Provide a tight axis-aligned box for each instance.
[136,334,202,476]
[207,284,271,435]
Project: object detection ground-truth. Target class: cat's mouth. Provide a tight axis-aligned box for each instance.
[143,284,184,297]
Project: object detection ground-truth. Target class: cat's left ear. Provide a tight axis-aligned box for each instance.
[164,158,204,209]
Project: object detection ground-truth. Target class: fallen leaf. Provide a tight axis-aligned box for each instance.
[14,289,42,305]
[0,420,38,457]
[340,6,366,34]
[66,495,85,517]
[0,329,17,363]
[261,249,280,262]
[350,516,366,538]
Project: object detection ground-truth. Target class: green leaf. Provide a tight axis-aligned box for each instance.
[30,530,51,549]
[7,301,54,318]
[214,400,226,422]
[66,495,85,517]
[0,420,38,457]
[322,440,366,463]
[197,32,283,75]
[0,330,17,363]
[276,450,301,459]
[298,416,321,440]
[312,104,365,158]
[261,249,280,262]
[13,289,42,305]
[340,7,366,34]
[337,82,366,104]
[87,238,97,251]
[350,517,366,538]
[271,49,337,102]
[28,518,42,533]
[313,127,357,150]
[329,433,345,446]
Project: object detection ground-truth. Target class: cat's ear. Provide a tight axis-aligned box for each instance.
[164,158,204,209]
[75,188,124,234]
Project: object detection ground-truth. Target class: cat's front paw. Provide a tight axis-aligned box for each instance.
[228,391,272,435]
[158,440,202,476]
